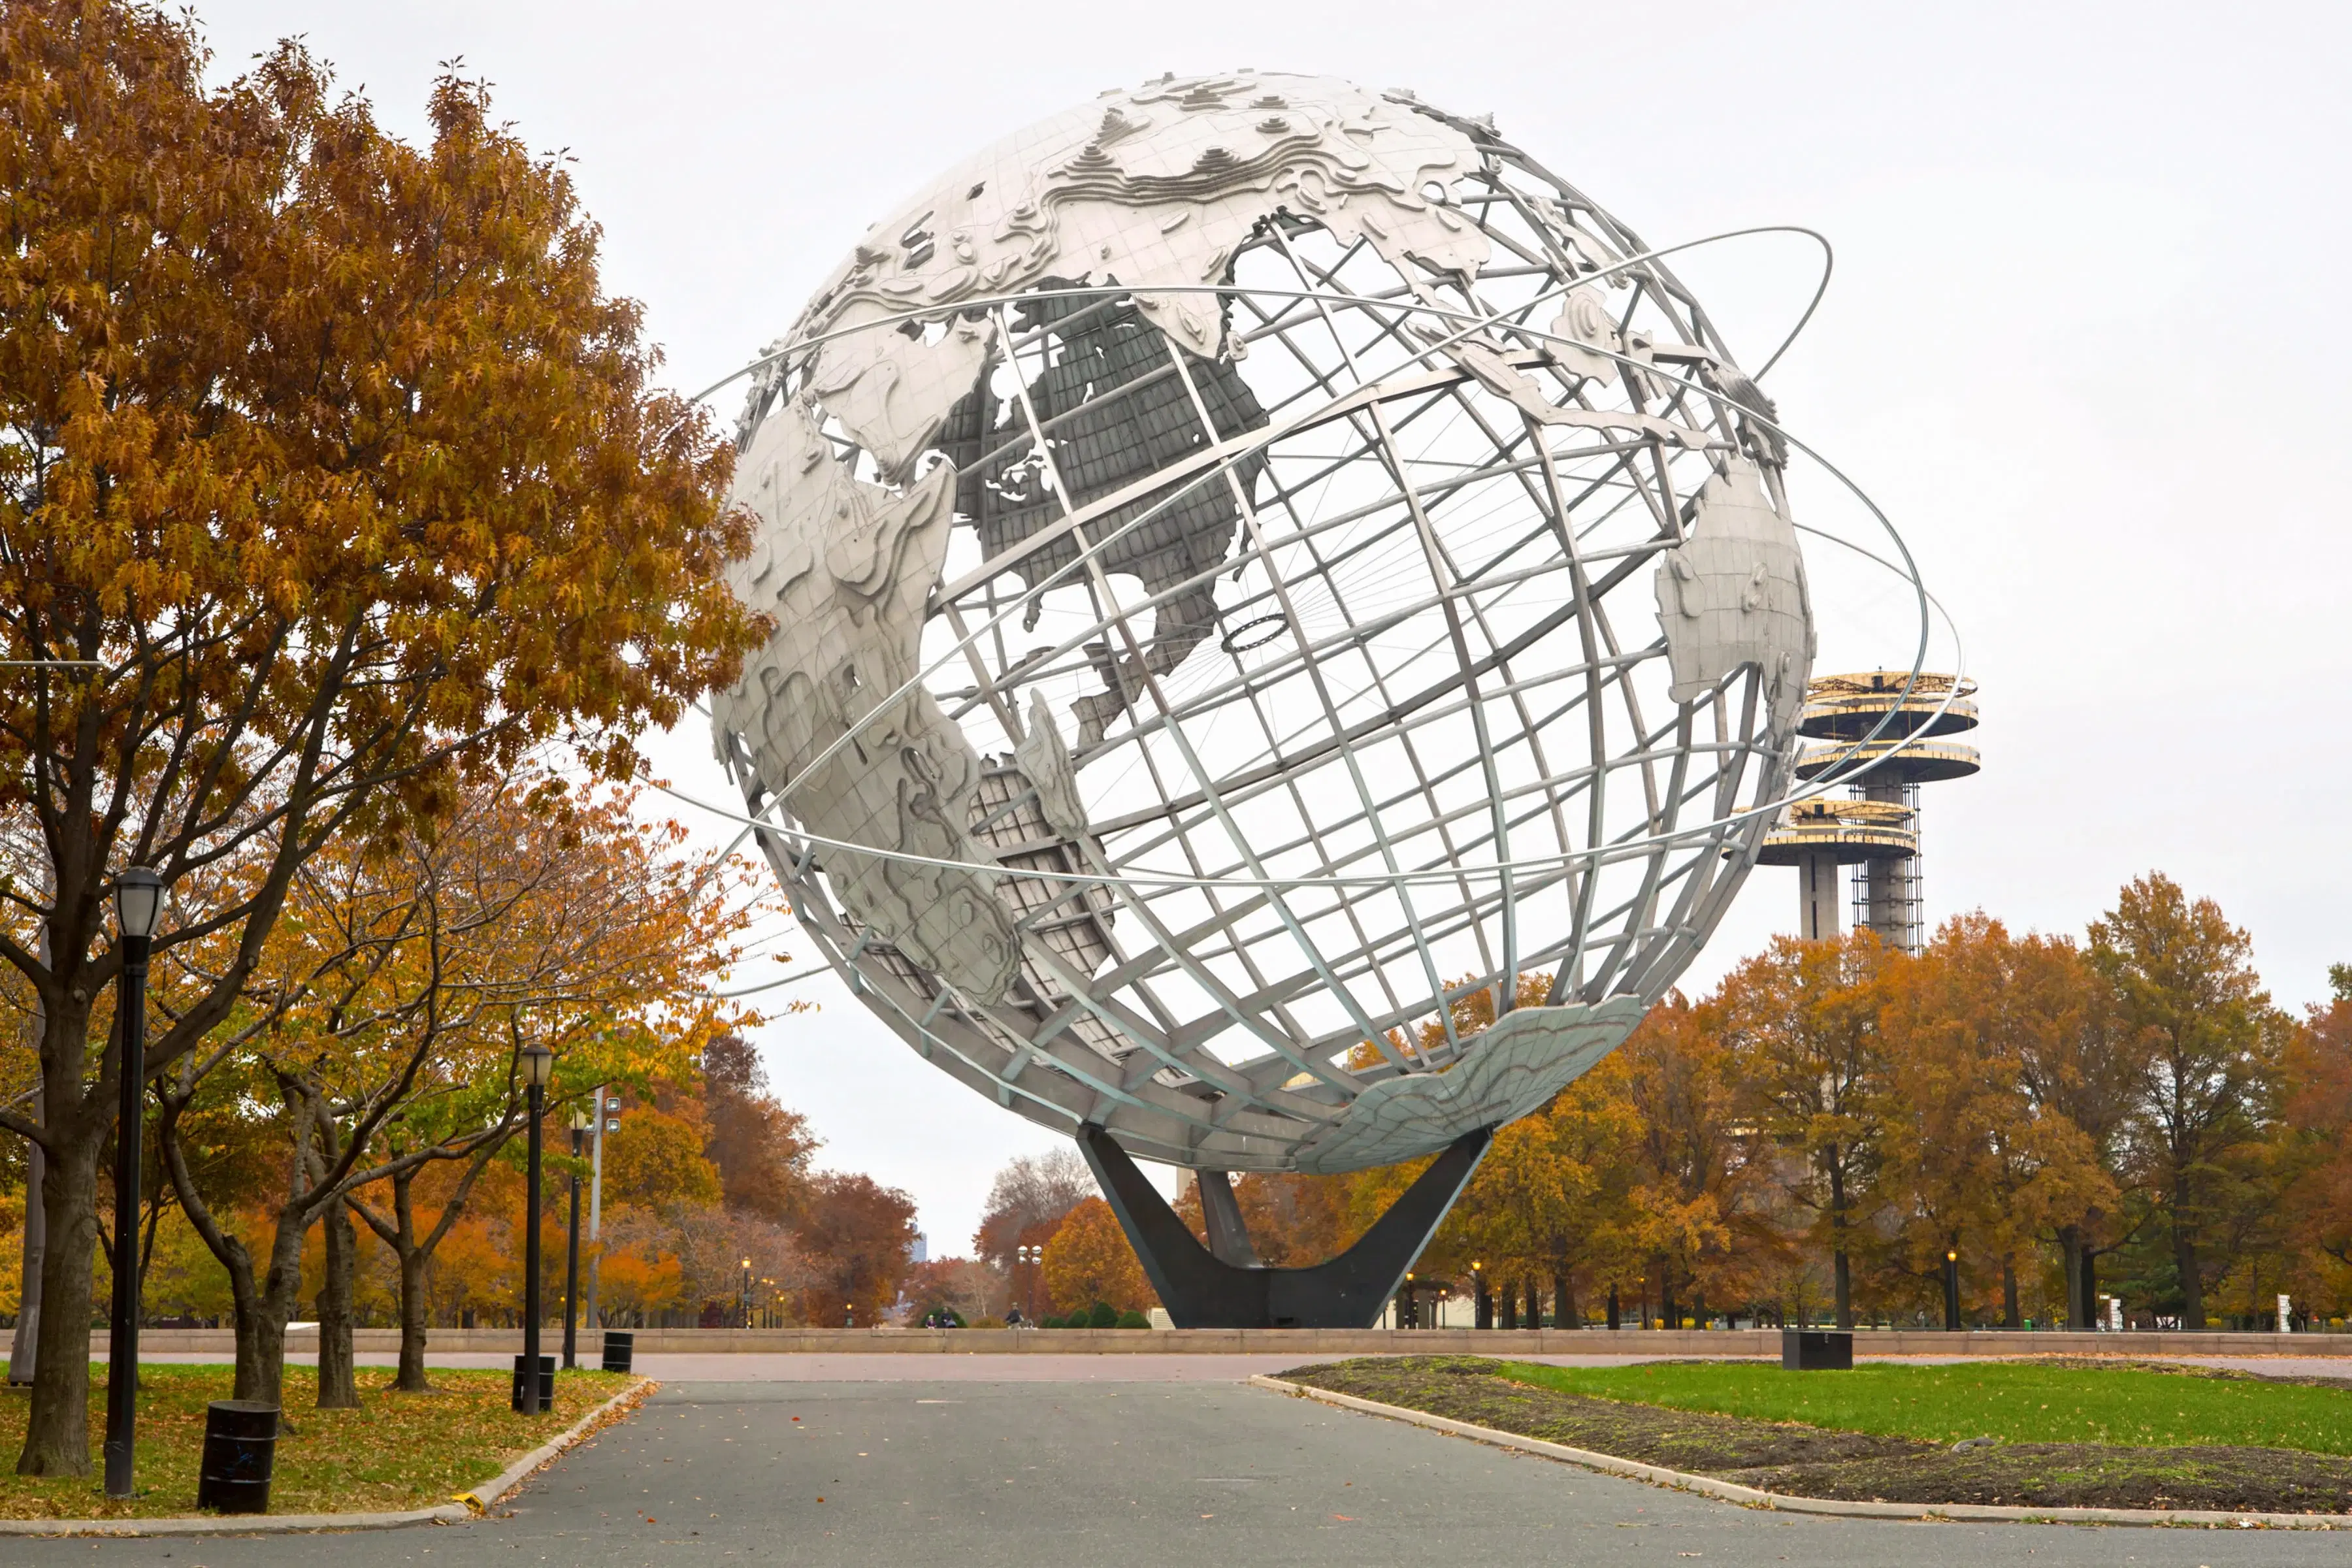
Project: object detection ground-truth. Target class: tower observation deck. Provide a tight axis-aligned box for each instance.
[1771,671,1980,952]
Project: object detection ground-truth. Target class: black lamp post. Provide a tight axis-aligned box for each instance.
[1943,1247,1962,1332]
[514,1042,553,1413]
[740,1258,752,1329]
[103,866,163,1499]
[563,1107,587,1369]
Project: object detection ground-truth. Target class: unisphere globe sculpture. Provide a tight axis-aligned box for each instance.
[711,73,1817,1209]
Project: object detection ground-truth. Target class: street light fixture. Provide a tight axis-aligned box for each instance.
[103,866,163,1499]
[1943,1248,1962,1333]
[741,1258,753,1330]
[514,1042,553,1413]
[563,1107,589,1369]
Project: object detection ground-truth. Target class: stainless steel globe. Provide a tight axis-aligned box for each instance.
[711,71,1818,1177]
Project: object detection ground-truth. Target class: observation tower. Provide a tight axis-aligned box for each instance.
[1774,672,1980,952]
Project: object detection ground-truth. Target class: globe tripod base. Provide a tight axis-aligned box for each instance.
[1076,1123,1492,1329]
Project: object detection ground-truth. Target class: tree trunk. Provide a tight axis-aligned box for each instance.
[2174,1229,2204,1330]
[349,1137,514,1394]
[397,1239,433,1392]
[160,1093,313,1409]
[14,1124,99,1476]
[390,1168,433,1393]
[1828,1162,1854,1328]
[316,1197,360,1409]
[2058,1226,2083,1328]
[1552,1272,1573,1330]
[1525,1278,1541,1330]
[8,1077,44,1388]
[2001,1254,2021,1328]
[237,1204,315,1410]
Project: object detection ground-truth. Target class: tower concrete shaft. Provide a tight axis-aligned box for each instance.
[1798,851,1842,941]
[1758,796,1916,941]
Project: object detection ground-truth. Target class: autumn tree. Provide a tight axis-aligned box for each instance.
[900,1258,1001,1325]
[1985,926,2142,1326]
[701,1034,817,1224]
[2276,971,2352,1315]
[792,1173,917,1326]
[1614,993,1756,1329]
[1173,1167,1358,1268]
[2090,875,2285,1329]
[972,1147,1093,1269]
[0,4,757,1473]
[148,768,745,1405]
[334,778,745,1388]
[1040,1196,1154,1316]
[1875,915,2117,1326]
[1424,1052,1645,1326]
[1714,932,1895,1327]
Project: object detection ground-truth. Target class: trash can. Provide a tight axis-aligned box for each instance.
[511,1352,555,1413]
[1781,1328,1854,1370]
[600,1330,634,1375]
[197,1400,279,1514]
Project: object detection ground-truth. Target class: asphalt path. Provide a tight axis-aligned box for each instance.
[14,1370,2352,1567]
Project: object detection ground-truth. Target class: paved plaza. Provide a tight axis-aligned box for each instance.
[14,1358,2352,1567]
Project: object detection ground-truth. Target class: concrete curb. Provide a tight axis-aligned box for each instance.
[92,1324,2352,1356]
[1250,1375,2352,1531]
[0,1377,655,1537]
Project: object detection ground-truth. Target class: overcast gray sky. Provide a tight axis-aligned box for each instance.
[191,1,2352,1255]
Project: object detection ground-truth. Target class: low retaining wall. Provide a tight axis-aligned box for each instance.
[86,1326,2352,1357]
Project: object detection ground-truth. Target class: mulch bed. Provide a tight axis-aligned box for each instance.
[1278,1356,2352,1514]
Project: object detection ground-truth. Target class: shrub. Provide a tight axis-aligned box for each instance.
[1115,1309,1150,1329]
[1087,1301,1119,1328]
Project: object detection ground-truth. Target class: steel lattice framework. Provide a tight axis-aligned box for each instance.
[709,74,1846,1174]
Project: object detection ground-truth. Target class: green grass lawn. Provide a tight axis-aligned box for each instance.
[0,1363,634,1519]
[1495,1360,2352,1455]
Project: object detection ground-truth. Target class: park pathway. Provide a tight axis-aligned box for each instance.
[14,1364,2352,1565]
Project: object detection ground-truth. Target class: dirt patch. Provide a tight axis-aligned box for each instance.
[1725,1443,2352,1511]
[1279,1356,2352,1515]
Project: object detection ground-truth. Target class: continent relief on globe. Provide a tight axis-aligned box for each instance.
[715,73,1503,1001]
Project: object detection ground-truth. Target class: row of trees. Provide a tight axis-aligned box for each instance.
[7,1019,927,1370]
[0,0,771,1475]
[1205,875,2352,1332]
[908,874,2352,1338]
[896,1148,1152,1326]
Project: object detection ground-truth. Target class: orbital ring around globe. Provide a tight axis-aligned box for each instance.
[670,294,1964,883]
[694,73,1957,1176]
[681,223,1839,427]
[686,285,1957,859]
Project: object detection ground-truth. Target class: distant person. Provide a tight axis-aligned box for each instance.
[1005,1307,1026,1328]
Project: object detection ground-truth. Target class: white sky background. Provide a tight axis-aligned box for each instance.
[191,0,2352,1257]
